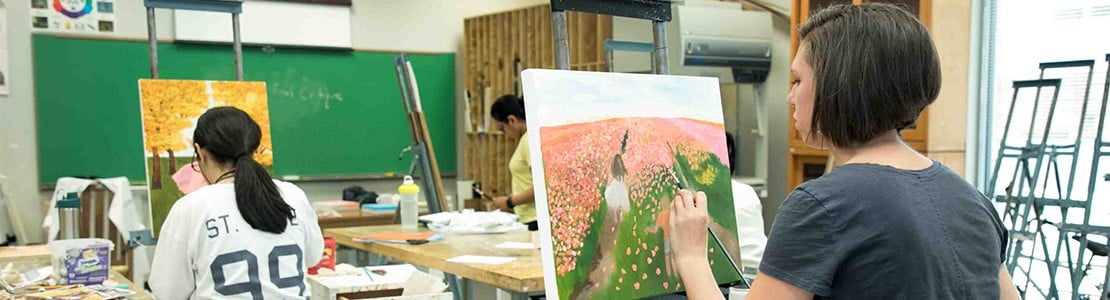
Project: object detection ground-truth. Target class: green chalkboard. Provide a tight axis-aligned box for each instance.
[34,34,456,184]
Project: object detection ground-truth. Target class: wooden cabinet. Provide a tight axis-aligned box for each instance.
[787,0,932,191]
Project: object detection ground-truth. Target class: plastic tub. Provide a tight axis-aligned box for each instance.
[47,238,114,285]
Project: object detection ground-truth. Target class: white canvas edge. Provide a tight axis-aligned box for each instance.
[520,69,561,299]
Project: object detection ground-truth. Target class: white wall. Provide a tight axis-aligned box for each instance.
[0,0,546,245]
[762,15,791,231]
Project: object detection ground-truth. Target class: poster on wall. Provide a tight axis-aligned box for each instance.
[1,1,9,95]
[522,69,744,300]
[30,0,115,33]
[137,79,273,236]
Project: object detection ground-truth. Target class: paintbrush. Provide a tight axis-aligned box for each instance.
[473,187,495,201]
[665,143,747,286]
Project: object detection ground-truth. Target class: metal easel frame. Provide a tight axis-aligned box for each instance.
[987,79,1062,272]
[550,0,748,294]
[1030,60,1096,300]
[130,0,245,248]
[1005,60,1096,299]
[1059,54,1110,300]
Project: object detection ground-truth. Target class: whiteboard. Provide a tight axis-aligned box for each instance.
[174,0,351,49]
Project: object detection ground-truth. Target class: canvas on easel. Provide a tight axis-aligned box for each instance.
[137,79,272,236]
[522,69,743,299]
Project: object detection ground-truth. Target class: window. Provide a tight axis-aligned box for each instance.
[980,1,1110,298]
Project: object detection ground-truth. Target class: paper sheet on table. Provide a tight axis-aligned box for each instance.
[401,270,448,296]
[495,242,538,250]
[445,255,516,265]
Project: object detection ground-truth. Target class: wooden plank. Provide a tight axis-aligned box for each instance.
[582,13,597,65]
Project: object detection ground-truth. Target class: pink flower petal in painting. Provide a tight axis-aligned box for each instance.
[634,282,641,290]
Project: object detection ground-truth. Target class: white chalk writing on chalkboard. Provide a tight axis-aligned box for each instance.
[268,75,345,110]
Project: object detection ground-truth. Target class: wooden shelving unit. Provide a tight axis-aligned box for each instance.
[787,0,933,191]
[462,5,613,196]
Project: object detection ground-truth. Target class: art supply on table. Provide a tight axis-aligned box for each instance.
[361,203,398,212]
[353,232,441,245]
[495,242,538,250]
[446,255,515,265]
[398,176,420,229]
[422,210,526,234]
[308,237,337,275]
[55,193,81,241]
[47,238,113,285]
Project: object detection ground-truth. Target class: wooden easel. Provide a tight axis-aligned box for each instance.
[394,54,448,214]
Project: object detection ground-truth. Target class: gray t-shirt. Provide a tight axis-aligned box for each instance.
[759,162,1007,299]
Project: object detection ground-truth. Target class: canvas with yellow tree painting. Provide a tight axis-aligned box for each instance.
[521,70,744,300]
[137,79,272,236]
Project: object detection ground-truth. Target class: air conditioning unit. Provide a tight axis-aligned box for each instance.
[611,1,773,83]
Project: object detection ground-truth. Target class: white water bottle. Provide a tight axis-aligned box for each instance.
[398,176,420,229]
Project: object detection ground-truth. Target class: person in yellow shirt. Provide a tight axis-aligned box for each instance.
[490,95,538,231]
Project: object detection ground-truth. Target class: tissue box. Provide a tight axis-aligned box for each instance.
[308,264,450,300]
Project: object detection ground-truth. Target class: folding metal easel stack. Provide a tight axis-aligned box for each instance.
[1053,54,1110,300]
[987,56,1110,299]
[1017,60,1096,300]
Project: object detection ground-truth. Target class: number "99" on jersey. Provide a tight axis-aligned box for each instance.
[210,244,304,299]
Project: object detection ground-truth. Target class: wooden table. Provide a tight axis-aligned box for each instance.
[324,225,544,300]
[0,245,153,299]
[317,209,397,229]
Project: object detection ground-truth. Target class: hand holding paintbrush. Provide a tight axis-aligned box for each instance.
[664,142,745,285]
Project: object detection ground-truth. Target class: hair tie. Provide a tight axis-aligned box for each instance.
[237,152,252,159]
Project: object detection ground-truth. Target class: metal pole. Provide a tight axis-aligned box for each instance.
[232,12,244,81]
[552,10,570,70]
[146,7,159,79]
[652,20,668,75]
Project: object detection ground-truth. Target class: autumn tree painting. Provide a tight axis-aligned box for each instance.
[211,81,273,166]
[139,80,208,189]
[139,79,272,236]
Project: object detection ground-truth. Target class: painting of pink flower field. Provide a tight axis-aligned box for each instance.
[521,70,743,300]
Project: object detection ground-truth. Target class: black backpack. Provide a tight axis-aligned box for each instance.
[342,186,379,205]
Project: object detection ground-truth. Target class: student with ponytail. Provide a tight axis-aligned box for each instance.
[150,107,323,300]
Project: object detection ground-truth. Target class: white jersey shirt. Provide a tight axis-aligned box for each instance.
[150,180,323,300]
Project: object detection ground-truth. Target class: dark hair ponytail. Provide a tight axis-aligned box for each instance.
[194,107,293,234]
